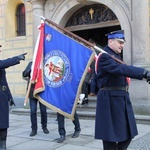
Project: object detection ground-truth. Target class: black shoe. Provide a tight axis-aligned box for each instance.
[81,100,85,105]
[85,99,88,104]
[30,130,37,136]
[82,99,88,105]
[72,130,81,138]
[43,128,49,134]
[82,100,88,105]
[57,135,65,143]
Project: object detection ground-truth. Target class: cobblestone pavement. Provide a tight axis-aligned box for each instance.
[129,132,150,150]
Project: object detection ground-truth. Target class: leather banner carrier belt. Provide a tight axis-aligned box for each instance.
[100,86,129,91]
[0,86,7,91]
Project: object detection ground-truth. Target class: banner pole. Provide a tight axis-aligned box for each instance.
[24,80,32,106]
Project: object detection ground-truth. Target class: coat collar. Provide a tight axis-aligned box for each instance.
[104,45,122,60]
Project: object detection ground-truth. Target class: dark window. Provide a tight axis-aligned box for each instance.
[16,4,26,36]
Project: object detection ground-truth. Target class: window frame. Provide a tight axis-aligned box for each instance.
[16,3,26,36]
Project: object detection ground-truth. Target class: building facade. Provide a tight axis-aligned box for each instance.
[0,0,150,115]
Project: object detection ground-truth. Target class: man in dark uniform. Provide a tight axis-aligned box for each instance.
[22,61,49,137]
[0,45,26,150]
[57,111,81,143]
[95,30,150,150]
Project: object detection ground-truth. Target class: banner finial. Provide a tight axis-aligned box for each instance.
[33,13,46,21]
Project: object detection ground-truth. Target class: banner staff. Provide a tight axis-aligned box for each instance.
[23,20,43,106]
[24,81,32,106]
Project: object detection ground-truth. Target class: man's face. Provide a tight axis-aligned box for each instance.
[108,39,124,54]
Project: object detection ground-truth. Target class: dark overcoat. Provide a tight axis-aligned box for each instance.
[95,45,145,142]
[0,56,20,128]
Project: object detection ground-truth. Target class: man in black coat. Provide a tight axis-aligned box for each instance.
[95,30,150,150]
[22,61,49,137]
[0,45,26,150]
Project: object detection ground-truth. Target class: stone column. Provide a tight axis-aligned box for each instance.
[27,0,46,47]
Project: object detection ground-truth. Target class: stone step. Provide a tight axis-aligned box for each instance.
[11,96,150,124]
[76,95,97,111]
[11,95,97,119]
[10,108,150,124]
[10,108,96,119]
[77,104,96,112]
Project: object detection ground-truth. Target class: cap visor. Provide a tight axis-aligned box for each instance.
[116,38,125,42]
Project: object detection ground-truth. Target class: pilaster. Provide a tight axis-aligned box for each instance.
[27,0,46,47]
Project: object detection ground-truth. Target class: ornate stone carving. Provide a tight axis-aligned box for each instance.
[66,4,117,27]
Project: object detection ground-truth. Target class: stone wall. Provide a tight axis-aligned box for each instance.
[0,0,34,97]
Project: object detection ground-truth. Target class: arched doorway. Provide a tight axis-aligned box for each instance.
[65,4,121,48]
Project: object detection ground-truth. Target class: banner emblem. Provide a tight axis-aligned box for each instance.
[44,50,70,88]
[45,34,52,41]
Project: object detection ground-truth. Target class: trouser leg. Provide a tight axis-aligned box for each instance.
[82,82,89,99]
[90,80,96,93]
[0,129,7,150]
[103,139,131,150]
[82,82,89,104]
[103,140,117,150]
[30,98,38,130]
[90,74,96,94]
[39,102,47,129]
[72,112,80,131]
[57,113,66,136]
[117,139,131,150]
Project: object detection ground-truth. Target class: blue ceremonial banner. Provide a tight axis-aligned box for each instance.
[34,23,94,119]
